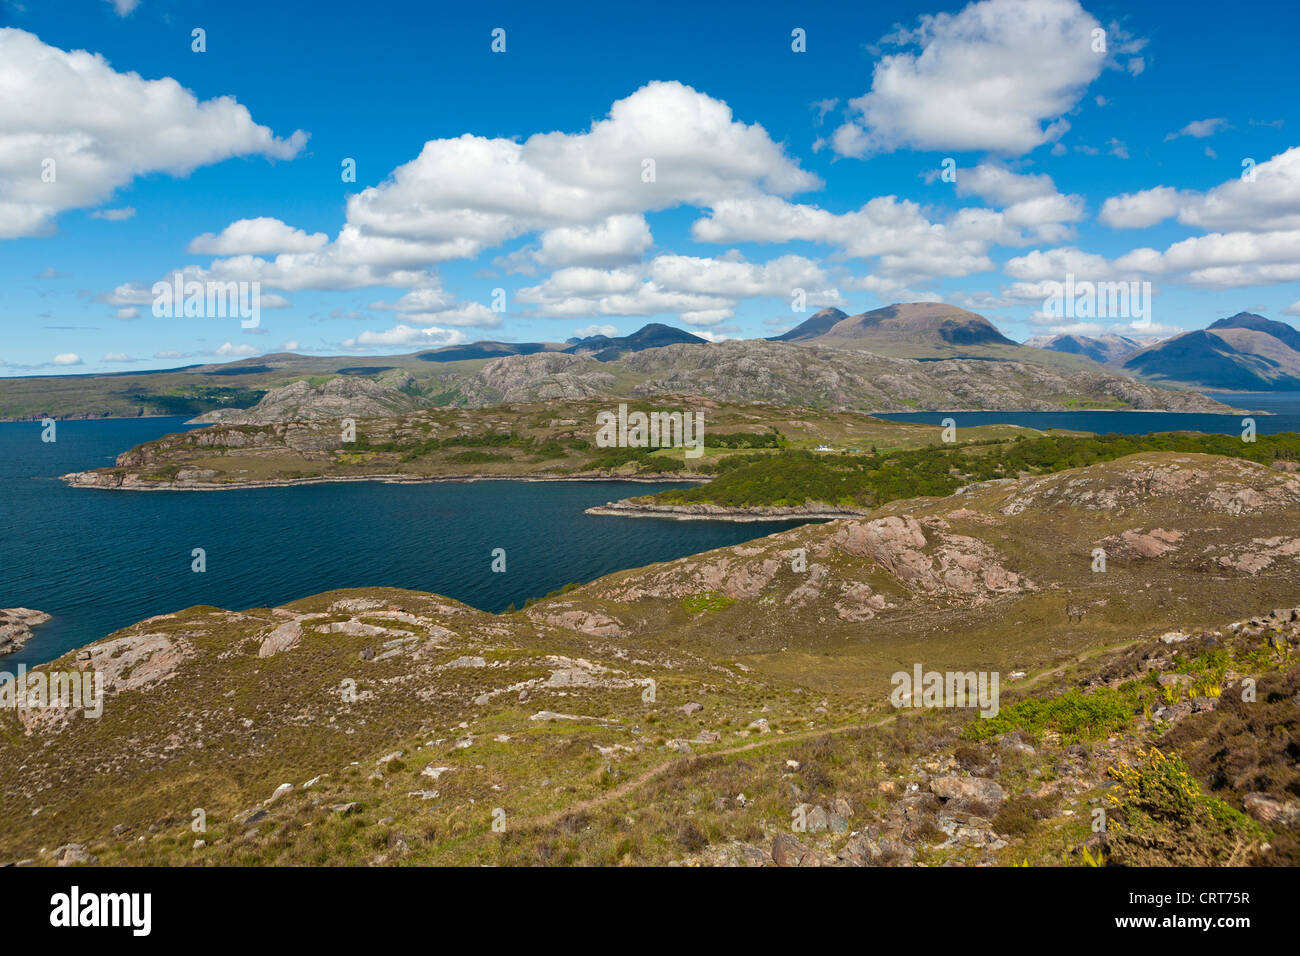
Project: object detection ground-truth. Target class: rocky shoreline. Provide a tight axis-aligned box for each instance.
[60,469,708,492]
[0,608,50,656]
[584,498,869,522]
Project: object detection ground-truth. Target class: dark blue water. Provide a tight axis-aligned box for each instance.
[875,392,1300,435]
[0,418,801,668]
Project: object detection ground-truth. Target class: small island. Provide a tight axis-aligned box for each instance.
[0,608,50,656]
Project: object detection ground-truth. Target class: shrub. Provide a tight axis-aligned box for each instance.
[1104,748,1261,866]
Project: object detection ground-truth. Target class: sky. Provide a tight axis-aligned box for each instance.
[2,0,1299,375]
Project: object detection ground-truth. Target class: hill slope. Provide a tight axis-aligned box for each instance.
[1123,313,1300,390]
[6,452,1300,867]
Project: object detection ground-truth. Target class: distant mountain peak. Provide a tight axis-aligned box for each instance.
[562,322,706,360]
[767,307,848,342]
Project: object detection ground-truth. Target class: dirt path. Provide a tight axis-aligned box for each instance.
[519,641,1134,832]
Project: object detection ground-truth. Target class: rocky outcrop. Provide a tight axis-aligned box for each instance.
[0,608,50,656]
[189,374,428,424]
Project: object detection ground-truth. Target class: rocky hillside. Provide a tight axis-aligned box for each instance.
[459,339,1227,412]
[188,373,430,425]
[6,452,1299,866]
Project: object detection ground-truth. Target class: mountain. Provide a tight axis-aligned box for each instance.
[457,338,1228,412]
[1122,312,1300,390]
[813,302,1017,348]
[416,341,555,363]
[767,307,849,342]
[1025,333,1152,366]
[768,302,1113,372]
[1209,311,1300,351]
[0,314,1223,420]
[562,322,707,360]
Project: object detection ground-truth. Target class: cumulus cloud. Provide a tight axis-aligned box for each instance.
[345,81,817,253]
[51,352,82,365]
[1100,148,1300,233]
[1099,186,1184,229]
[0,29,307,239]
[188,217,329,255]
[832,0,1126,157]
[516,253,840,327]
[691,186,1081,288]
[532,214,653,268]
[341,325,469,350]
[215,342,258,357]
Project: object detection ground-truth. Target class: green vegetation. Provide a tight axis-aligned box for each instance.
[681,592,739,614]
[965,687,1143,746]
[651,431,1300,509]
[127,385,267,417]
[1105,748,1261,866]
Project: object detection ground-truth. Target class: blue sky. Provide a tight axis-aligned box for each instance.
[2,0,1298,374]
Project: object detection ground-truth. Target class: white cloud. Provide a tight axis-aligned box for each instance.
[102,352,137,362]
[1100,148,1300,233]
[108,0,140,15]
[51,352,82,365]
[341,325,469,350]
[184,80,814,293]
[1099,186,1183,229]
[532,214,653,268]
[832,0,1124,157]
[0,29,307,239]
[366,284,501,328]
[1003,246,1121,282]
[692,189,1080,287]
[215,342,258,357]
[90,206,135,221]
[188,217,328,255]
[346,81,816,254]
[573,324,618,338]
[1164,118,1229,141]
[517,253,840,326]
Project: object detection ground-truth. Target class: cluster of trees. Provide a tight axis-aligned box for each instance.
[708,431,781,449]
[652,431,1300,509]
[348,429,585,463]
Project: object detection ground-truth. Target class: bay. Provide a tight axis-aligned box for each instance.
[874,392,1300,435]
[0,417,799,668]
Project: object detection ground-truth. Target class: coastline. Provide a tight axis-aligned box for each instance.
[59,470,710,492]
[584,500,863,522]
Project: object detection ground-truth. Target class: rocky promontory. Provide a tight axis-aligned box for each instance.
[585,498,870,521]
[0,608,50,656]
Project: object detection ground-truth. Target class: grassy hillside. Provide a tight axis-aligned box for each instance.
[5,451,1299,867]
